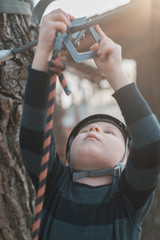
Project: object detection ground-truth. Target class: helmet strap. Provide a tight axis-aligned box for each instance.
[69,137,129,182]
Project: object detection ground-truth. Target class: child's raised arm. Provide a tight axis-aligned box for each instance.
[19,9,75,190]
[92,26,160,217]
[90,25,130,91]
[32,9,75,72]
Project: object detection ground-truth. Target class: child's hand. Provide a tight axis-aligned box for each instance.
[90,25,130,91]
[32,9,75,71]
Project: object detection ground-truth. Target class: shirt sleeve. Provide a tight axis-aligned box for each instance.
[19,67,65,191]
[113,82,160,219]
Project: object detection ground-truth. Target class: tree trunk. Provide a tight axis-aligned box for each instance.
[0,7,35,240]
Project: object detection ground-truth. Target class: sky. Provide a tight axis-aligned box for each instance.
[34,0,131,18]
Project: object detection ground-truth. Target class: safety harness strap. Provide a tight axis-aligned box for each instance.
[0,0,31,16]
[31,0,55,26]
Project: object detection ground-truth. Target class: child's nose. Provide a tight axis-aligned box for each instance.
[89,125,101,132]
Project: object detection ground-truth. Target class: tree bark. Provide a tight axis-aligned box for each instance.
[0,7,35,240]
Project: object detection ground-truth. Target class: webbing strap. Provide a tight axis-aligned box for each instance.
[72,167,115,182]
[31,0,56,26]
[0,0,31,16]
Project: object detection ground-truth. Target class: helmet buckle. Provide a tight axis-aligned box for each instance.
[114,163,125,178]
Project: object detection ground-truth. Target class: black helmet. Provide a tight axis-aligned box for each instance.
[66,114,130,182]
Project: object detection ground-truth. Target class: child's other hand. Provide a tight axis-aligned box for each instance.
[32,9,75,71]
[90,25,130,91]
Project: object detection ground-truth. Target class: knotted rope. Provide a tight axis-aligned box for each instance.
[31,55,70,240]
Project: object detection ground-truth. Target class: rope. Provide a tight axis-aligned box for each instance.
[11,40,38,55]
[0,0,142,63]
[69,1,139,33]
[31,55,70,240]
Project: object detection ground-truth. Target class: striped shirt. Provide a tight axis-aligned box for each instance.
[20,67,160,240]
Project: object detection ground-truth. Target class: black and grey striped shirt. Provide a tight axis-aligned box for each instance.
[20,67,160,240]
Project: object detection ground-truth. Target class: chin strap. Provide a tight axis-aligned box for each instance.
[69,137,129,182]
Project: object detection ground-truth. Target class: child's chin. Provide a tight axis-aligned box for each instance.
[71,156,112,171]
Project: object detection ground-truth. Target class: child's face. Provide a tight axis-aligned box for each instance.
[70,121,126,171]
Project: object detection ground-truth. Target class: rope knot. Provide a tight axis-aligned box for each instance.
[48,56,66,74]
[48,56,71,95]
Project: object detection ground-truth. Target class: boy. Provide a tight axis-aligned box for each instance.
[20,9,160,240]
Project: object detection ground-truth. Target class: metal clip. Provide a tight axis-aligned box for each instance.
[53,17,101,63]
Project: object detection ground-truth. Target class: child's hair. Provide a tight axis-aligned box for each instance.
[66,114,130,182]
